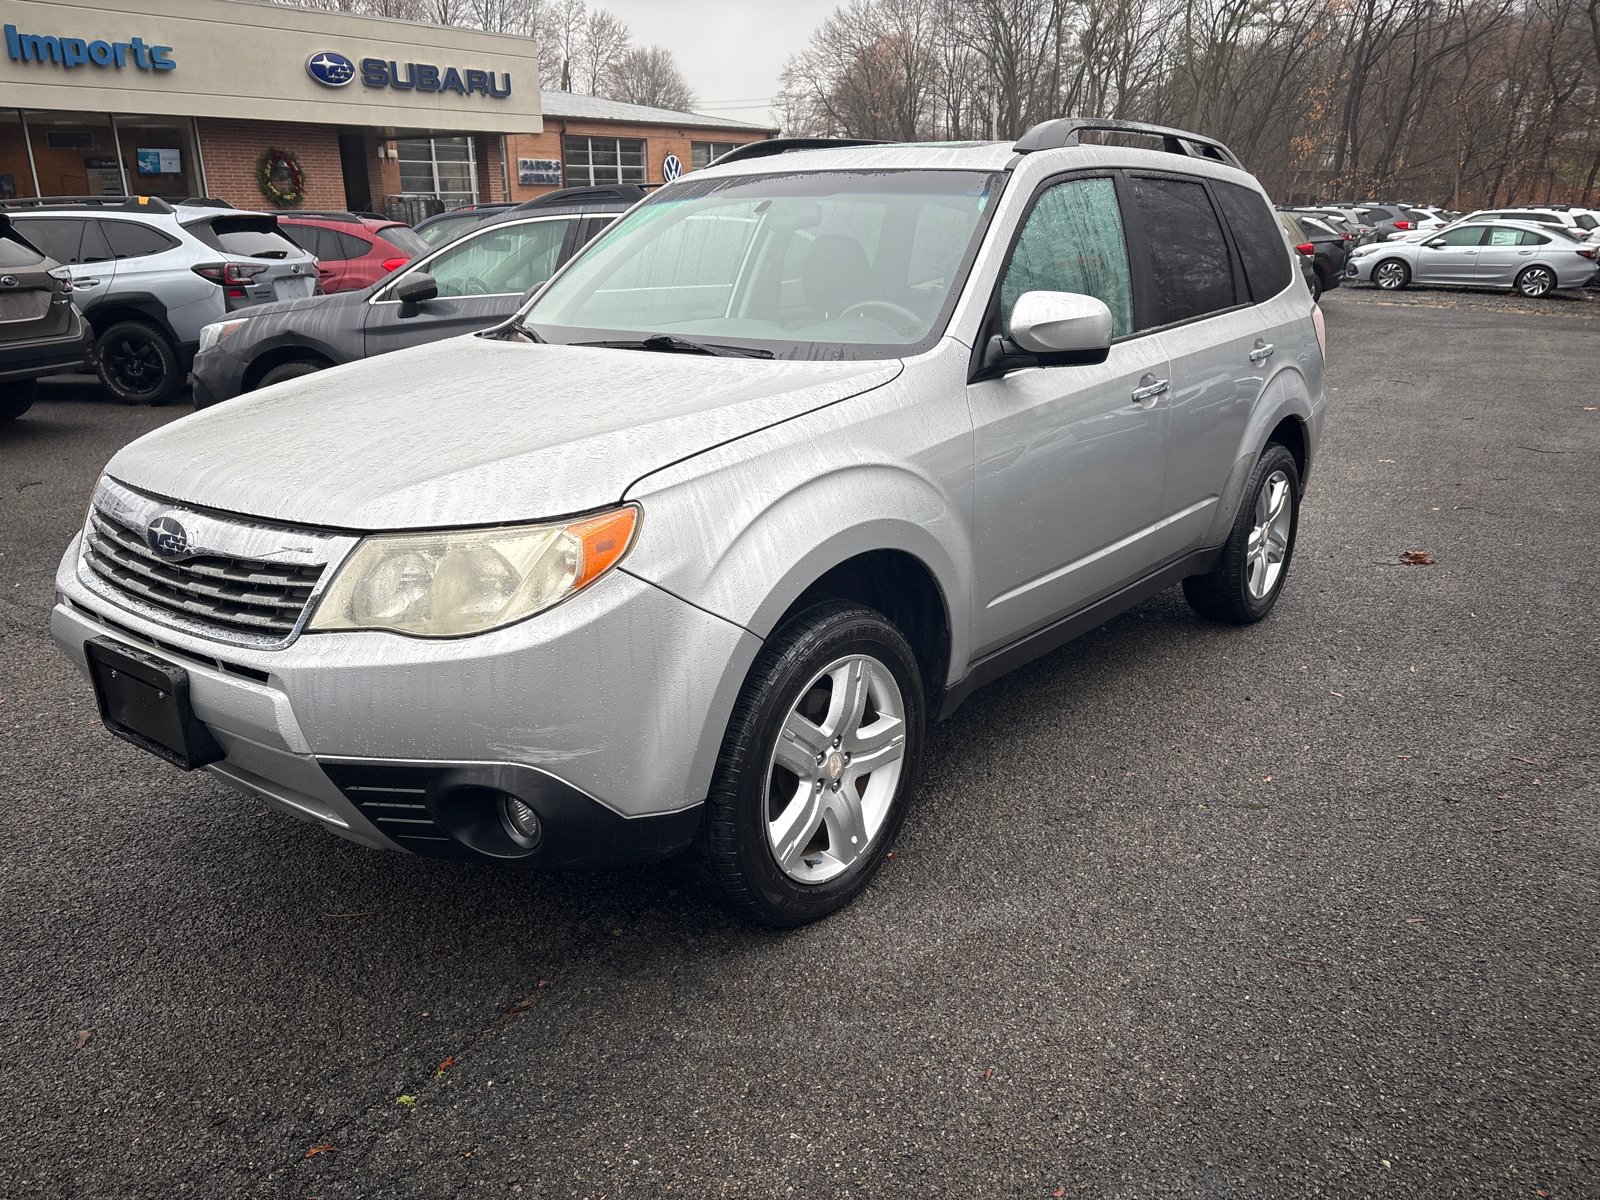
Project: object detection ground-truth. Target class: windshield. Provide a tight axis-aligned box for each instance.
[517,169,1003,360]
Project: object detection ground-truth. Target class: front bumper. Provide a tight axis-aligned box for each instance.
[190,345,247,408]
[52,533,760,865]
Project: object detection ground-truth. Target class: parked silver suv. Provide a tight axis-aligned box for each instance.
[6,197,318,405]
[51,121,1326,926]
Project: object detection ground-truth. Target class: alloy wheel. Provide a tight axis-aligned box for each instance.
[1374,261,1407,289]
[765,654,906,884]
[1245,469,1293,600]
[102,333,166,398]
[1518,267,1554,298]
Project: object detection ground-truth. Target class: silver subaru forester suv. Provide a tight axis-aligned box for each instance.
[52,120,1326,926]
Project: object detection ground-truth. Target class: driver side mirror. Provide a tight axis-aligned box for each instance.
[395,271,437,317]
[972,291,1113,382]
[1425,238,1446,249]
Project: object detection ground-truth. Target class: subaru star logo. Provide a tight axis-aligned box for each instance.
[147,516,191,559]
[306,51,356,87]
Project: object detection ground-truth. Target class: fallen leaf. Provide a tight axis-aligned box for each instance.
[435,1056,455,1077]
[1054,1190,1066,1197]
[1262,775,1273,782]
[1399,550,1435,565]
[985,1067,994,1080]
[304,1143,334,1158]
[76,1030,89,1049]
[1330,691,1344,698]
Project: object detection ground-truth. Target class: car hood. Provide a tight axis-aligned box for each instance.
[107,334,903,530]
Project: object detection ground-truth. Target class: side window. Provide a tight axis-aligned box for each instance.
[1437,226,1486,246]
[335,230,373,259]
[101,221,179,259]
[1127,175,1236,326]
[1213,181,1292,302]
[1000,177,1133,338]
[419,219,573,298]
[1576,215,1597,230]
[1486,227,1522,247]
[283,225,328,259]
[1519,230,1551,246]
[16,219,84,264]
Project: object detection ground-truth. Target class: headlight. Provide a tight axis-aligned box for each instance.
[198,318,250,354]
[307,506,639,638]
[1351,245,1379,258]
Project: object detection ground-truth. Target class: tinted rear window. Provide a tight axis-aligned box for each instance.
[1129,175,1236,326]
[191,216,306,259]
[1215,182,1292,301]
[378,224,427,254]
[14,218,83,263]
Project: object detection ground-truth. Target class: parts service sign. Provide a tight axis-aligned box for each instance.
[308,50,512,98]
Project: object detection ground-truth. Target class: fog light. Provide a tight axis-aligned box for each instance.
[502,794,542,844]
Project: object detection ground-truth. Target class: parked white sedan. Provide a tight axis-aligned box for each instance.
[1346,219,1599,297]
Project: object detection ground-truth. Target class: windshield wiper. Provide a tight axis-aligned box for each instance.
[575,334,773,359]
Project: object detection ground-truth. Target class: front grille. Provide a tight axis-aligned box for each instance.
[83,508,324,638]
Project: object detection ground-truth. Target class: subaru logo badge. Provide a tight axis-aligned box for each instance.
[147,515,191,559]
[0,276,17,288]
[306,51,356,87]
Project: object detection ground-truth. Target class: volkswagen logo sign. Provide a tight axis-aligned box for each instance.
[662,154,683,182]
[0,276,17,288]
[306,51,356,87]
[147,515,191,559]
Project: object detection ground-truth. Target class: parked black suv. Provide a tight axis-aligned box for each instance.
[192,186,646,408]
[0,215,93,420]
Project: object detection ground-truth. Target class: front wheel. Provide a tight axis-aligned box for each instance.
[693,602,925,927]
[1515,265,1556,298]
[1372,259,1410,290]
[1183,443,1301,624]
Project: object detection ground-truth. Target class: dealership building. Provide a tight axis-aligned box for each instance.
[0,0,773,217]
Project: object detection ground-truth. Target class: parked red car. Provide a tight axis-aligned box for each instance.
[276,212,428,293]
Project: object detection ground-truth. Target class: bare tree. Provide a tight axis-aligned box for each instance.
[607,46,699,110]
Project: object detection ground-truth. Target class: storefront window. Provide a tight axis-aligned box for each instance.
[563,136,645,187]
[111,115,203,200]
[396,136,477,205]
[690,141,740,172]
[8,112,122,198]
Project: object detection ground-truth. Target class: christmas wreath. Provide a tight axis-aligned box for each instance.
[256,147,307,207]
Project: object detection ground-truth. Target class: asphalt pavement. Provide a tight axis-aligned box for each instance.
[1,287,1595,1199]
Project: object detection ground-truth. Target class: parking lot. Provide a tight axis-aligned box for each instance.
[0,284,1595,1198]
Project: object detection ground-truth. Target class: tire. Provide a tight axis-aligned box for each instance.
[258,360,327,390]
[95,320,183,406]
[692,601,925,928]
[1372,259,1410,290]
[0,378,38,421]
[1183,443,1301,625]
[1514,265,1556,299]
[1309,270,1323,302]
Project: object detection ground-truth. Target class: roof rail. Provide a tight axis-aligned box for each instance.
[511,184,649,210]
[276,210,365,224]
[179,197,236,209]
[0,194,178,214]
[710,138,889,167]
[1013,118,1242,170]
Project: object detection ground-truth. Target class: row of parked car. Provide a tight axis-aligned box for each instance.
[1275,201,1599,300]
[0,187,637,419]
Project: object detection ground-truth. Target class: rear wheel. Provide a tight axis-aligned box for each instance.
[1183,443,1301,625]
[1514,265,1556,298]
[1372,259,1410,290]
[95,320,183,406]
[692,602,924,928]
[258,360,327,390]
[0,378,38,420]
[1309,269,1324,301]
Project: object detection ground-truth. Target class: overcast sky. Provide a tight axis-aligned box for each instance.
[594,0,840,129]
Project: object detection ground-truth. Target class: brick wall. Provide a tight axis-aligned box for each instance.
[196,118,347,211]
[506,120,771,202]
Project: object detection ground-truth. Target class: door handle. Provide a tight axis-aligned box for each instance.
[73,277,100,287]
[1249,341,1274,362]
[1131,376,1168,402]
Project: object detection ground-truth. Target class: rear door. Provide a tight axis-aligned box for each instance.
[967,173,1171,656]
[1473,224,1540,287]
[13,218,116,307]
[1412,225,1486,284]
[363,216,574,358]
[1123,172,1259,560]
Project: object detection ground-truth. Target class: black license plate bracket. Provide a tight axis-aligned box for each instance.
[84,637,223,771]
